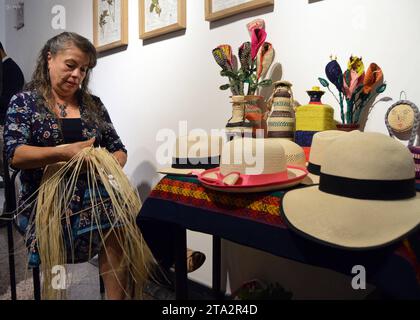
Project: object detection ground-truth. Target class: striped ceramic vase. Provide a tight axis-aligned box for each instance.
[267,81,295,140]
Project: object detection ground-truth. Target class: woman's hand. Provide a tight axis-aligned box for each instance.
[59,138,96,162]
[112,150,127,168]
[11,138,96,170]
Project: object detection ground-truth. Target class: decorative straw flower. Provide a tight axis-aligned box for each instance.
[217,44,233,68]
[256,42,274,80]
[212,47,230,71]
[363,63,383,95]
[239,42,252,70]
[325,59,343,92]
[343,70,364,99]
[347,55,365,76]
[251,28,267,60]
[247,18,265,37]
[343,57,365,100]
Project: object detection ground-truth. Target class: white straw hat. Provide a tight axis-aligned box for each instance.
[274,139,306,167]
[198,138,308,193]
[282,131,420,250]
[304,130,348,185]
[158,135,223,176]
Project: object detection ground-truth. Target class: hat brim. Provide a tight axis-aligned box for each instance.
[281,185,420,250]
[158,168,205,176]
[300,172,319,185]
[198,166,308,193]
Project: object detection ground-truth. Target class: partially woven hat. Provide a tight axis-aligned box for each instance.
[282,132,420,250]
[198,138,307,193]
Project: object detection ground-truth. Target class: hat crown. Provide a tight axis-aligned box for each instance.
[309,130,347,166]
[322,132,415,180]
[220,138,287,175]
[273,139,306,167]
[174,135,222,159]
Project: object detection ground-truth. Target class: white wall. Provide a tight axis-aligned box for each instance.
[4,0,420,297]
[5,0,92,82]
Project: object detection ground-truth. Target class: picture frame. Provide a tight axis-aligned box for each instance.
[93,0,129,53]
[139,0,186,40]
[205,0,274,22]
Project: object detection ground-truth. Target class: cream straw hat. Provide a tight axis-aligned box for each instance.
[274,139,306,167]
[304,130,348,185]
[198,138,308,193]
[158,134,223,176]
[282,131,420,250]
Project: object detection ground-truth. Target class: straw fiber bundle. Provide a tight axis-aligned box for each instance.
[34,146,154,299]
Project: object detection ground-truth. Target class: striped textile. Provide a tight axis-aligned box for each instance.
[150,175,286,227]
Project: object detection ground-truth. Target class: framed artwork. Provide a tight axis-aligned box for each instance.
[205,0,274,22]
[139,0,186,40]
[93,0,129,53]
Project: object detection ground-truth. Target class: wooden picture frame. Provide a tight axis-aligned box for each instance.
[93,0,129,53]
[139,0,186,40]
[205,0,274,22]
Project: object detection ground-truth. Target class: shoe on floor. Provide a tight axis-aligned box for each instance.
[169,249,206,274]
[186,249,206,273]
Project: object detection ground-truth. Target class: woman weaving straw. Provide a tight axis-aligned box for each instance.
[3,32,152,300]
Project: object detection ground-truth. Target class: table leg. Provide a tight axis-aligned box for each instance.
[212,235,224,299]
[174,225,188,299]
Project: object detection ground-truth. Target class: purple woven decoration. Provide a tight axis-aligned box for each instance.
[295,131,318,147]
[409,146,420,179]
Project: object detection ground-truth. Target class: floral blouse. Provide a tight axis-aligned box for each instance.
[4,90,127,266]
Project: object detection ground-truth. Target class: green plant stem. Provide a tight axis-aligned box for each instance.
[339,91,345,124]
[346,98,354,124]
[229,78,239,95]
[354,95,371,123]
[326,87,345,123]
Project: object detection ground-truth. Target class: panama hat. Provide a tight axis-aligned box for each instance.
[275,139,307,167]
[281,131,420,250]
[158,134,223,176]
[198,138,308,193]
[304,130,348,185]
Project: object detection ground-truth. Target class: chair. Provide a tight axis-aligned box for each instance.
[4,151,105,300]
